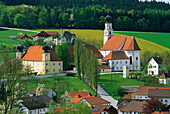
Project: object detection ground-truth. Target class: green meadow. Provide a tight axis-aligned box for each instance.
[98,73,144,100]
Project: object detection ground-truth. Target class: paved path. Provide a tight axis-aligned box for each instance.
[97,85,118,108]
[0,27,39,33]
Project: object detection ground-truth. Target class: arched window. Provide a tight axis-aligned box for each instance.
[130,56,132,65]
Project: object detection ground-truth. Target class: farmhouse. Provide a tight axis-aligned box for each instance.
[28,88,56,99]
[16,44,63,75]
[100,15,141,71]
[55,31,76,45]
[147,56,164,75]
[159,73,170,84]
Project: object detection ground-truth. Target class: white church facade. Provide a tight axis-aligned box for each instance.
[100,15,141,71]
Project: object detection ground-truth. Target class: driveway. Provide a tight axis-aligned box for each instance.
[97,85,118,108]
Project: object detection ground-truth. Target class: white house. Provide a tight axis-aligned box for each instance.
[19,95,53,114]
[100,15,141,71]
[55,31,76,45]
[159,73,170,84]
[28,88,56,99]
[147,57,164,75]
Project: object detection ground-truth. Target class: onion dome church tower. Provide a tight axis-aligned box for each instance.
[104,15,113,45]
[16,44,24,59]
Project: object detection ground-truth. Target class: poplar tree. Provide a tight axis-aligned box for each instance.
[74,39,81,79]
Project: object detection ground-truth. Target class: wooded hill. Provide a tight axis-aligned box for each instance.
[0,0,170,32]
[0,0,170,10]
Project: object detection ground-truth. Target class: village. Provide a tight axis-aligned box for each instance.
[0,13,170,114]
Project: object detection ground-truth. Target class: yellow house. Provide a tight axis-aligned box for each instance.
[16,44,63,75]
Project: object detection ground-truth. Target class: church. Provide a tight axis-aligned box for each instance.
[99,15,141,71]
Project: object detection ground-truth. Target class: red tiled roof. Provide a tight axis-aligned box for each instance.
[69,91,91,98]
[98,65,111,69]
[28,88,52,94]
[21,46,62,61]
[84,96,110,105]
[45,31,58,35]
[160,73,167,79]
[134,86,170,95]
[92,107,108,114]
[20,34,32,39]
[103,51,129,61]
[101,36,140,51]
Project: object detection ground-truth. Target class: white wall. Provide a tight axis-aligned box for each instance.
[48,89,56,99]
[100,50,111,58]
[108,59,129,71]
[124,50,140,71]
[132,95,149,100]
[159,78,167,84]
[161,98,170,106]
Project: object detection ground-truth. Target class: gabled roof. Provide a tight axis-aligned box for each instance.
[134,86,170,95]
[152,57,163,64]
[21,46,62,61]
[20,95,51,110]
[36,31,50,37]
[120,101,146,113]
[69,91,91,98]
[101,36,140,51]
[83,96,110,106]
[20,34,32,39]
[152,111,170,114]
[68,45,103,59]
[148,89,170,98]
[117,99,144,106]
[98,65,111,69]
[160,73,168,79]
[103,51,129,61]
[28,88,52,94]
[45,31,58,35]
[59,31,75,40]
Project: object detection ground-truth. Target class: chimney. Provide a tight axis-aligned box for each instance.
[78,95,81,98]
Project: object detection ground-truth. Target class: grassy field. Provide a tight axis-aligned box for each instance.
[115,31,170,49]
[98,73,144,100]
[0,52,16,60]
[23,76,97,96]
[39,29,170,55]
[0,29,36,48]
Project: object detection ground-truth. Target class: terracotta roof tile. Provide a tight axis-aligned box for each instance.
[20,34,32,39]
[69,91,91,98]
[21,46,62,61]
[134,86,170,95]
[103,51,129,61]
[28,88,52,94]
[83,96,110,106]
[152,111,170,114]
[160,73,167,79]
[98,65,111,69]
[120,101,146,112]
[101,36,140,51]
[45,31,58,35]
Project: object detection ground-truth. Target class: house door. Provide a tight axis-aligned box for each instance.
[151,71,154,75]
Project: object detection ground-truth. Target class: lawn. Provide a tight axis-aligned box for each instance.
[0,29,36,49]
[0,52,15,61]
[98,73,144,100]
[23,75,97,96]
[114,31,170,49]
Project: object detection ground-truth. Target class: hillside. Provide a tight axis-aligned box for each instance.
[42,29,170,55]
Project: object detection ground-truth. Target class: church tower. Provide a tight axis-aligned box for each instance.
[16,44,24,59]
[104,15,113,45]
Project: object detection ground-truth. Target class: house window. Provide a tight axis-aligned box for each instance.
[130,56,132,65]
[120,66,122,69]
[59,63,60,65]
[136,66,138,69]
[103,69,104,71]
[136,57,138,60]
[53,63,55,66]
[53,69,55,72]
[116,61,118,64]
[125,61,127,64]
[116,67,118,69]
[59,69,61,72]
[46,63,48,66]
[112,61,114,64]
[109,31,111,35]
[120,61,122,64]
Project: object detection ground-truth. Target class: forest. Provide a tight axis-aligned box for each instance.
[0,0,170,32]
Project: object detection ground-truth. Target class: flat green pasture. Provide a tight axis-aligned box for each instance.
[23,76,97,96]
[115,32,170,49]
[0,52,15,60]
[0,29,36,48]
[98,74,144,100]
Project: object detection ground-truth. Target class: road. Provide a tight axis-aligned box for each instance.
[97,85,118,108]
[0,27,39,33]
